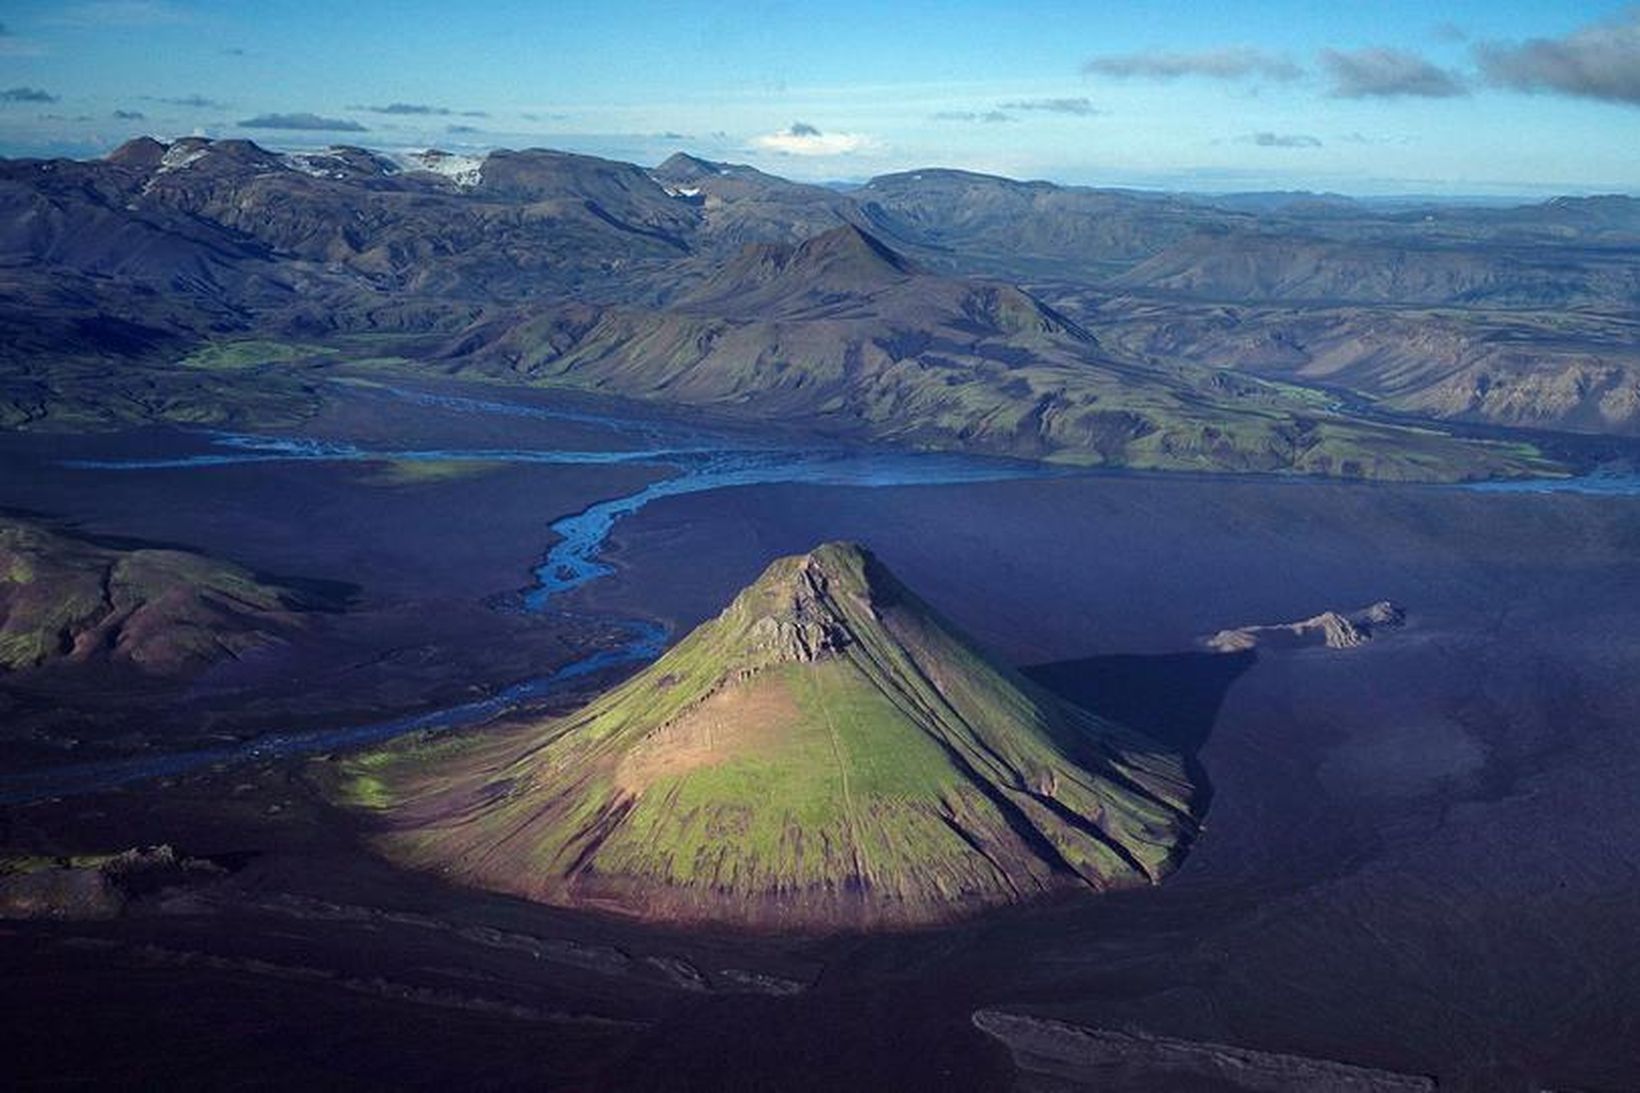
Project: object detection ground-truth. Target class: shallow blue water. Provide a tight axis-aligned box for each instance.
[525,448,1067,606]
[375,384,732,448]
[63,433,719,471]
[1466,469,1640,496]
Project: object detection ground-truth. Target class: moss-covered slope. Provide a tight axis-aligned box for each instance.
[339,543,1202,930]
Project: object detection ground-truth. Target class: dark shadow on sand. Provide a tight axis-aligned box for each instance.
[1023,650,1256,813]
[1023,650,1255,754]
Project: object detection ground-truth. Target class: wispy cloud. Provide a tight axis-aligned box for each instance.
[446,123,481,135]
[113,109,146,120]
[751,121,870,156]
[1,87,59,104]
[932,110,1016,123]
[998,97,1101,116]
[240,112,367,132]
[1337,131,1409,145]
[1083,46,1303,82]
[1475,10,1640,106]
[348,102,487,117]
[147,93,224,109]
[350,102,442,115]
[1240,131,1322,148]
[1320,47,1467,98]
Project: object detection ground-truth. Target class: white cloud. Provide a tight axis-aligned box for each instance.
[1084,47,1303,82]
[750,121,872,156]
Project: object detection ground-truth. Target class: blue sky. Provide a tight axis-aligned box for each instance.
[1,1,1636,195]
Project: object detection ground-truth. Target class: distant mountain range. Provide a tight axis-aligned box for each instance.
[3,137,1636,472]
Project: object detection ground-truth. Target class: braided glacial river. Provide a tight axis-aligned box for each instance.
[6,383,1634,806]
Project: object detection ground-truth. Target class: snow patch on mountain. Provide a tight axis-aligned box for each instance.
[157,143,208,173]
[282,153,344,179]
[394,149,485,188]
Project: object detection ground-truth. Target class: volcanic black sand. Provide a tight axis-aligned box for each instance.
[3,383,1638,1091]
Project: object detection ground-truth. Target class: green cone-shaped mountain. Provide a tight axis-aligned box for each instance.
[340,543,1201,929]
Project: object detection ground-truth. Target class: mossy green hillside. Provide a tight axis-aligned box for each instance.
[461,226,1559,483]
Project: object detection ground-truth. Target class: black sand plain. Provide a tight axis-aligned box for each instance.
[2,384,1637,1091]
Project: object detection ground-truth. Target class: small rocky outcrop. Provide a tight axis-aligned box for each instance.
[0,845,224,920]
[737,556,853,667]
[973,1010,1437,1091]
[1204,600,1406,653]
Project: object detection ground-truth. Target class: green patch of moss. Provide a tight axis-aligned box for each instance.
[340,775,393,810]
[355,459,502,486]
[178,340,334,371]
[0,852,117,877]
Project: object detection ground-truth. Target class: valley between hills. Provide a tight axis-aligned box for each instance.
[3,139,1640,1091]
